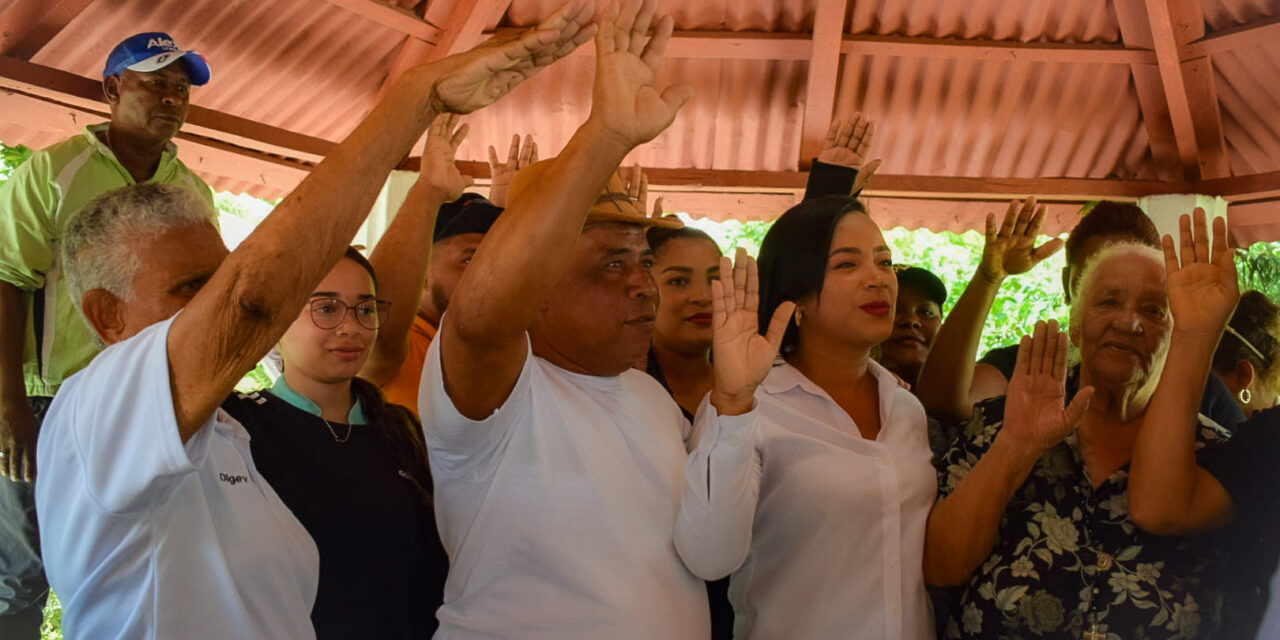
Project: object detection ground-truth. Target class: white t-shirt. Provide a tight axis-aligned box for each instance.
[36,316,319,639]
[420,335,724,639]
[676,361,937,640]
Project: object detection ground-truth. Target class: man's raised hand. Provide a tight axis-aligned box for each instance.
[431,0,597,115]
[419,113,474,202]
[588,0,694,151]
[487,134,538,207]
[710,248,794,416]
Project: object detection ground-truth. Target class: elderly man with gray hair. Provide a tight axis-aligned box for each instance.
[31,4,594,637]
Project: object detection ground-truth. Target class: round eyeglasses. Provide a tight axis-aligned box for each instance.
[306,298,390,331]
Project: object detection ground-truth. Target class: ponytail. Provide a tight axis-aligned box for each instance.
[350,377,434,507]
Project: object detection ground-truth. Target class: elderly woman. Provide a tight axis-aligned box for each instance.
[925,238,1231,639]
[30,10,592,638]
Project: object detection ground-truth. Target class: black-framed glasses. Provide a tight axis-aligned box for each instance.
[306,298,390,331]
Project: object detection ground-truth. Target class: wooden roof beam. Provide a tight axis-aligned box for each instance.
[1198,170,1280,200]
[0,0,101,59]
[840,34,1156,64]
[403,159,1193,200]
[1136,0,1213,179]
[375,1,511,104]
[1183,14,1280,59]
[0,56,332,162]
[484,28,1154,63]
[319,0,442,43]
[798,0,849,168]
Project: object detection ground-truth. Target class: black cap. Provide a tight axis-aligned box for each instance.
[894,265,947,307]
[433,193,503,242]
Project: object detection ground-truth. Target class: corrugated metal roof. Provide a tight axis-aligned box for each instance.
[0,0,1276,237]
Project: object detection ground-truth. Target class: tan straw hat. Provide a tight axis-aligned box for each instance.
[507,160,683,229]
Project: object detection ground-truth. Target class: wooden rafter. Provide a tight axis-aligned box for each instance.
[0,0,101,59]
[798,0,849,167]
[401,159,1194,200]
[0,56,332,162]
[1137,0,1201,178]
[839,34,1156,65]
[1182,14,1280,59]
[376,0,511,103]
[486,28,1157,64]
[319,0,442,43]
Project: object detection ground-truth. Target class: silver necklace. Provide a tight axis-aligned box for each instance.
[321,417,353,443]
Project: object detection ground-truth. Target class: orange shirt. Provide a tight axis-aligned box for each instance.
[380,315,437,418]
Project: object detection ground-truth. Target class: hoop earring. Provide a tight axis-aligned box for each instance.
[1240,388,1253,405]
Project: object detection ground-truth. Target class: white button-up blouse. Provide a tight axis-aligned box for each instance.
[676,360,937,640]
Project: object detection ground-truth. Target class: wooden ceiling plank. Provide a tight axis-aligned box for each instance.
[0,0,100,59]
[1137,0,1204,178]
[798,0,850,167]
[319,0,442,43]
[1114,0,1186,181]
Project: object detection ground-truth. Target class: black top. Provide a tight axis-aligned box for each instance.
[803,158,859,200]
[223,391,448,639]
[1198,406,1280,639]
[979,343,1246,431]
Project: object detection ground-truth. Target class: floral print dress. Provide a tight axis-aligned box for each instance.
[937,397,1231,640]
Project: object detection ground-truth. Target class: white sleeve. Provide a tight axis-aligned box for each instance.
[58,316,213,514]
[418,330,535,480]
[674,395,763,580]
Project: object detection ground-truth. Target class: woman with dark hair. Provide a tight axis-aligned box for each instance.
[219,114,471,638]
[221,247,447,639]
[1212,290,1280,417]
[645,223,722,417]
[675,195,937,639]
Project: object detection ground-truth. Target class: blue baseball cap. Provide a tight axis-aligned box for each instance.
[103,32,211,86]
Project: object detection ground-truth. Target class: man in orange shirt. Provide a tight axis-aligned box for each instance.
[379,194,502,415]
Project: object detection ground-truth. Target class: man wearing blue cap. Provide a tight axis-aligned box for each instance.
[0,31,213,637]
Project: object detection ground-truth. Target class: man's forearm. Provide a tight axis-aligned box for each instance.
[916,271,1003,420]
[446,120,631,343]
[364,179,446,384]
[168,65,445,438]
[0,282,29,406]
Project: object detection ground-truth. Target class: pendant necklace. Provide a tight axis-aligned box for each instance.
[321,417,353,443]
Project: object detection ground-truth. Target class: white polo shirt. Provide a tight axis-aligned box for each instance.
[36,316,319,639]
[420,335,742,639]
[675,360,937,640]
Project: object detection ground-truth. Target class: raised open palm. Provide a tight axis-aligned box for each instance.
[1002,320,1094,454]
[978,197,1064,283]
[589,0,694,149]
[419,113,473,201]
[710,248,794,412]
[432,0,596,114]
[1163,208,1239,337]
[817,113,874,170]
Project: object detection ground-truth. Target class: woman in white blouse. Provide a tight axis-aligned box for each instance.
[676,195,937,640]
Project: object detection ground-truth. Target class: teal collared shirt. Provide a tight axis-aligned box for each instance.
[270,376,367,425]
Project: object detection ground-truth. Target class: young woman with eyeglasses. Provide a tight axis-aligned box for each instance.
[219,247,446,639]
